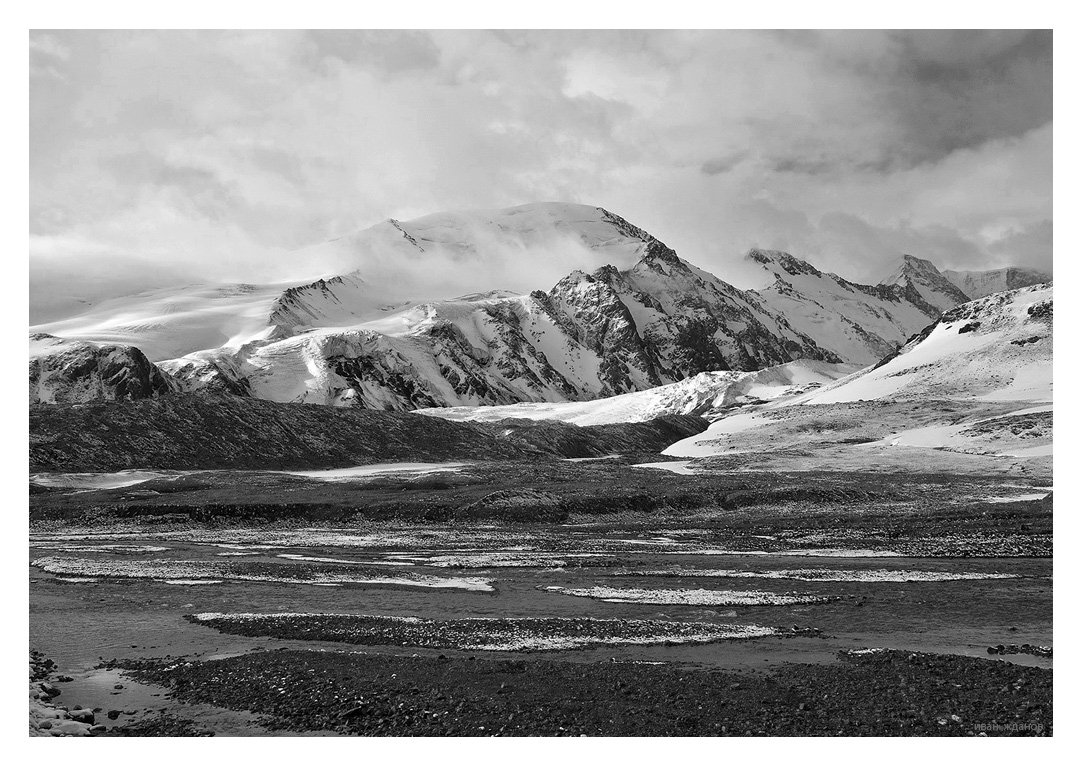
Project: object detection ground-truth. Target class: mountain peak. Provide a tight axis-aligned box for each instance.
[878,254,971,312]
[629,241,685,281]
[746,249,823,279]
[554,268,595,288]
[879,254,943,285]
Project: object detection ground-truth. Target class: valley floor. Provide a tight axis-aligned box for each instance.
[29,455,1052,737]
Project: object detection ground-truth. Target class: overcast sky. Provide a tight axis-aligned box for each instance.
[30,30,1052,319]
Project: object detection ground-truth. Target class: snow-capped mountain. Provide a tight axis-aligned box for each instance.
[30,203,651,363]
[806,282,1053,405]
[541,241,835,389]
[30,202,1003,411]
[155,242,840,410]
[31,282,291,363]
[878,254,973,312]
[664,284,1052,460]
[748,250,951,365]
[942,267,1052,300]
[30,333,178,405]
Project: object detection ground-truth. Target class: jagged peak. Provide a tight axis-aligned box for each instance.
[746,249,823,278]
[879,253,943,285]
[594,206,660,245]
[591,263,623,281]
[555,268,594,286]
[878,253,971,310]
[635,239,682,266]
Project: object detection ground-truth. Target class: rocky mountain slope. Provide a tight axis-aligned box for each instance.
[29,202,1042,412]
[942,267,1052,299]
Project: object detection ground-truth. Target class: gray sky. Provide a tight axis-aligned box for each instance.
[30,30,1052,318]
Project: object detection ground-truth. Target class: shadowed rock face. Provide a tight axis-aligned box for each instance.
[29,334,177,405]
[545,241,836,395]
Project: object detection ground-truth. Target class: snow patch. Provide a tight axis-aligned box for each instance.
[630,460,697,475]
[30,470,175,490]
[278,462,468,481]
[615,567,1018,582]
[542,585,830,605]
[419,360,854,426]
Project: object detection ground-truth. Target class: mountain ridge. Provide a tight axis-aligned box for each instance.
[942,266,1052,300]
[28,202,1047,410]
[663,282,1052,462]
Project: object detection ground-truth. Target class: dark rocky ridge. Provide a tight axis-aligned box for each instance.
[29,395,708,473]
[481,414,708,459]
[29,395,536,472]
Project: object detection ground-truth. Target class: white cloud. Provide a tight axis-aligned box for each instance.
[29,30,1053,311]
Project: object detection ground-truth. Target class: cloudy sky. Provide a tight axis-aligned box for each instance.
[30,30,1052,320]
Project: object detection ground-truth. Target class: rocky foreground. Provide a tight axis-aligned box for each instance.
[29,651,105,736]
[103,648,1051,737]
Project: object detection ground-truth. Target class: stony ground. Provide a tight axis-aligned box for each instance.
[104,648,1051,737]
[30,457,1053,545]
[29,651,105,736]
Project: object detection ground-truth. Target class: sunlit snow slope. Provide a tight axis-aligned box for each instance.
[418,360,855,426]
[805,283,1052,405]
[749,250,947,365]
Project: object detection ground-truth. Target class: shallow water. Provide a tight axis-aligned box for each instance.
[30,526,1052,680]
